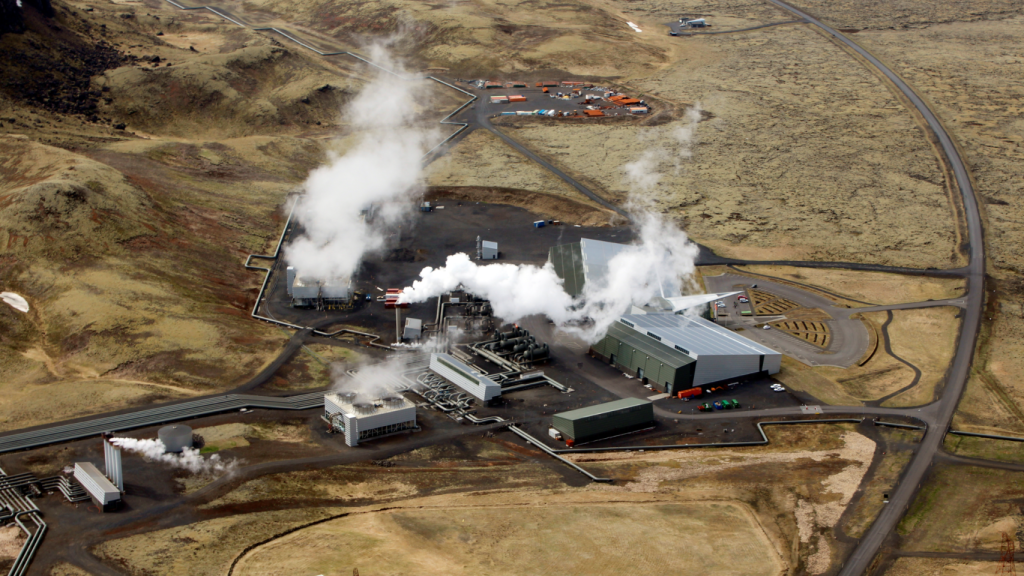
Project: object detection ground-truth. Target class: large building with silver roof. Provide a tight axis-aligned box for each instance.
[590,312,781,394]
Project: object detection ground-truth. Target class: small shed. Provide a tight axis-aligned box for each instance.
[584,110,605,117]
[552,398,654,443]
[481,241,498,260]
[404,318,423,340]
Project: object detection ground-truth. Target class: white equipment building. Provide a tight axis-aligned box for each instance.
[74,462,121,512]
[324,392,417,447]
[429,353,501,401]
[477,236,499,260]
[403,318,423,340]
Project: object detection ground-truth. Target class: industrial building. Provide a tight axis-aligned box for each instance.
[286,266,351,308]
[590,312,781,395]
[74,462,121,511]
[548,238,638,297]
[324,392,417,447]
[552,398,654,445]
[429,353,501,401]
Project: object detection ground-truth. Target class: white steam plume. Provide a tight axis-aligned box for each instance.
[110,437,236,475]
[331,354,409,398]
[623,102,702,195]
[399,212,698,342]
[286,46,437,283]
[399,103,705,343]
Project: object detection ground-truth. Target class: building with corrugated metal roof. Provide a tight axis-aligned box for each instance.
[591,312,781,394]
[552,398,654,443]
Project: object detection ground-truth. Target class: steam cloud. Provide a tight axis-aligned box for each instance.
[400,212,698,341]
[330,354,409,399]
[399,103,706,342]
[110,437,236,475]
[286,45,437,284]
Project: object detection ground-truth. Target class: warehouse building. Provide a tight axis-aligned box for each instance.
[548,238,738,313]
[591,312,781,395]
[548,238,628,297]
[429,353,501,401]
[552,398,654,445]
[324,392,417,447]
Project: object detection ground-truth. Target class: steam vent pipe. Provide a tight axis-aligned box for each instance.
[158,425,193,453]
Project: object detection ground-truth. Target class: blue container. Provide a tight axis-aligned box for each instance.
[533,220,546,228]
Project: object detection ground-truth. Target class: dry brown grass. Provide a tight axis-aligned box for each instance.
[737,266,966,306]
[775,308,959,406]
[493,22,960,268]
[234,495,785,576]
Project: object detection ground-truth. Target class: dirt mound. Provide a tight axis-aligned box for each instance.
[0,135,156,261]
[97,44,356,137]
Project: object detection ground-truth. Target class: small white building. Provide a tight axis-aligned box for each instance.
[429,353,502,401]
[403,318,423,340]
[74,462,121,511]
[481,241,498,260]
[324,392,417,447]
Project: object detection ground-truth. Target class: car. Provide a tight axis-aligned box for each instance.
[738,296,749,303]
[763,325,772,330]
[773,386,786,393]
[713,401,724,410]
[716,301,725,308]
[770,384,783,390]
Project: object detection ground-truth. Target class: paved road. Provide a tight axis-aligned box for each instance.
[704,272,869,368]
[761,1,986,574]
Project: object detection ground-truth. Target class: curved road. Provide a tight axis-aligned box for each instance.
[761,1,986,574]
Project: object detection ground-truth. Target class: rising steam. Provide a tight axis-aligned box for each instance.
[286,46,437,284]
[330,354,410,398]
[110,437,236,475]
[399,103,706,342]
[400,212,698,342]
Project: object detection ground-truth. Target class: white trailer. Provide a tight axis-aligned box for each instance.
[74,462,120,510]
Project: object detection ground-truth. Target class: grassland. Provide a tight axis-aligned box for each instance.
[775,307,960,406]
[898,464,1024,552]
[735,266,966,307]
[235,497,784,576]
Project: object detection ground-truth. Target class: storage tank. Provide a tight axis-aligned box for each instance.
[158,425,193,453]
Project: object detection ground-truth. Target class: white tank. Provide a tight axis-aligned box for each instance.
[158,425,193,453]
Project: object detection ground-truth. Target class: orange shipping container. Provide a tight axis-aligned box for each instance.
[584,110,605,117]
[542,87,549,93]
[508,95,527,102]
[618,98,641,105]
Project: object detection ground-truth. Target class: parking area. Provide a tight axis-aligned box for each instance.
[457,81,651,119]
[703,272,870,368]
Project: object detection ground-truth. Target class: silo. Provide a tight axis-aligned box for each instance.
[158,425,193,453]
